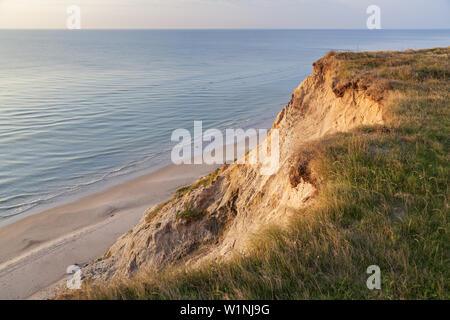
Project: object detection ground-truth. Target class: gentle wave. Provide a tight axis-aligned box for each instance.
[1,29,450,221]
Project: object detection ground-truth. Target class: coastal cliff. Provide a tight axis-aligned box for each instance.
[62,48,449,299]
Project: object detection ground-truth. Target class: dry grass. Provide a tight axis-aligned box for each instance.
[62,47,449,300]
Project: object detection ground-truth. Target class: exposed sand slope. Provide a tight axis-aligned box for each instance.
[82,53,387,283]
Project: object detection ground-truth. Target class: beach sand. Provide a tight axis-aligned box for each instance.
[0,162,219,299]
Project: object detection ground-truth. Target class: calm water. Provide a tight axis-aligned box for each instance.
[0,30,449,222]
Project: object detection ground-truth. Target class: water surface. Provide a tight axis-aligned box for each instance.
[1,29,449,222]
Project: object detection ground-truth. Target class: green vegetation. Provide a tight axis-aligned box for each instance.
[144,169,220,224]
[64,48,449,300]
[175,168,220,199]
[145,199,172,224]
[176,202,203,222]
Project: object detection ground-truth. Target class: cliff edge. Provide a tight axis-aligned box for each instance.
[62,47,449,299]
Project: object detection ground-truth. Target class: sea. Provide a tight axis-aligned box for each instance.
[1,29,449,224]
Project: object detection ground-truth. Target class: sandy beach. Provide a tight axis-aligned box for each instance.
[0,162,218,299]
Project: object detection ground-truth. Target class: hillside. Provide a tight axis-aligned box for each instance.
[61,47,449,300]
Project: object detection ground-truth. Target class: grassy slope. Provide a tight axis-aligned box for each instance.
[68,48,449,300]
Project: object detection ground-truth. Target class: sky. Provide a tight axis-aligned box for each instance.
[0,0,449,29]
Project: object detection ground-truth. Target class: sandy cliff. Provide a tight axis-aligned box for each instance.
[82,52,389,282]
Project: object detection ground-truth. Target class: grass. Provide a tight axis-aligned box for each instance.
[176,202,203,222]
[63,48,449,300]
[144,200,172,224]
[144,168,220,224]
[175,168,220,199]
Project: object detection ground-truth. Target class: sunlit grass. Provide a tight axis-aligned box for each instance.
[61,47,449,300]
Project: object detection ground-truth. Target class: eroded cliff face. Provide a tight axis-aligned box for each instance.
[83,53,387,282]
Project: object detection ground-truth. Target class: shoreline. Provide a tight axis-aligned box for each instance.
[0,161,220,299]
[0,107,280,229]
[0,158,170,229]
[0,106,279,300]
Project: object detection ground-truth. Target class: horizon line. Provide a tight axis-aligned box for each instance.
[1,28,450,31]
